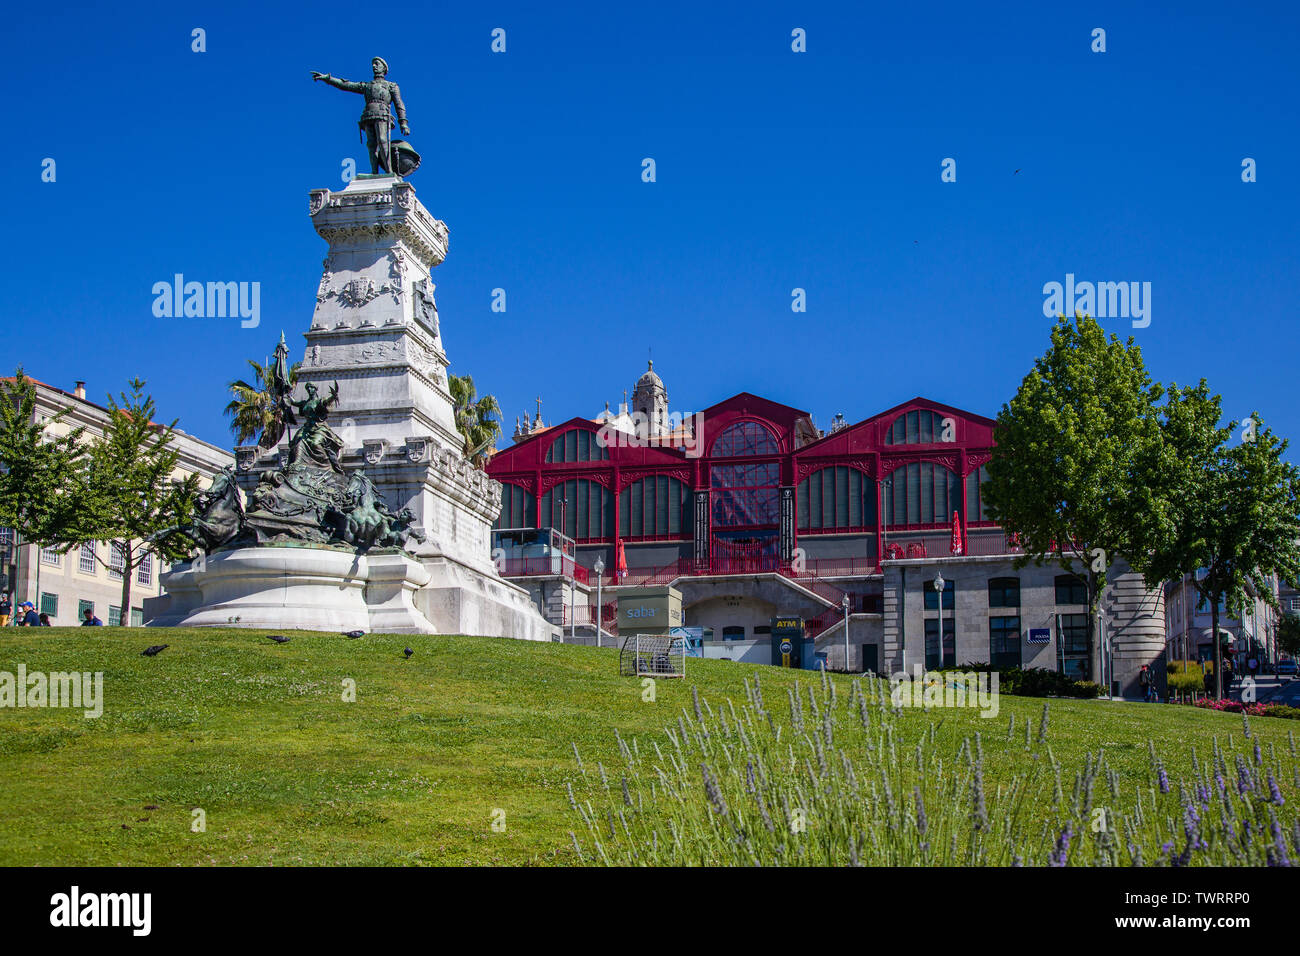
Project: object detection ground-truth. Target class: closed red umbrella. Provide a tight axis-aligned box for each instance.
[949,510,963,556]
[615,538,628,579]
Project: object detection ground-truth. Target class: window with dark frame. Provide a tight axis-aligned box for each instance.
[923,579,954,610]
[988,576,1020,608]
[1054,574,1088,605]
[989,615,1022,669]
[924,617,955,669]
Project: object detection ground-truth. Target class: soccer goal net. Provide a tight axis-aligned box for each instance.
[619,633,687,678]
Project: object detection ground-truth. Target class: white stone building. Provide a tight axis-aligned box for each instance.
[0,377,232,625]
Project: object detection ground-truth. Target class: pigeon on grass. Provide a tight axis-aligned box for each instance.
[343,629,365,639]
[266,634,291,644]
[403,647,414,659]
[141,645,169,657]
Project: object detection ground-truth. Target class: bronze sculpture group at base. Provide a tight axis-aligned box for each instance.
[156,338,425,557]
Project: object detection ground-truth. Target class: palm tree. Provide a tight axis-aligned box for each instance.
[225,356,301,447]
[449,374,502,468]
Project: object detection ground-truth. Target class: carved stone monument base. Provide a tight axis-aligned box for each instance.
[147,547,436,634]
[147,173,554,643]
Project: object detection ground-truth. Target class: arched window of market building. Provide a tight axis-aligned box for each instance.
[881,461,961,527]
[796,465,876,532]
[710,420,780,457]
[541,478,613,541]
[493,482,537,530]
[545,429,610,463]
[883,409,950,445]
[619,475,692,540]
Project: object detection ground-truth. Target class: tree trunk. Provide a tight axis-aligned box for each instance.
[1211,599,1222,699]
[120,549,133,627]
[1088,566,1102,688]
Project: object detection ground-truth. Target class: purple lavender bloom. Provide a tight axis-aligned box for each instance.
[1237,756,1253,794]
[1158,766,1170,794]
[914,787,928,837]
[1269,772,1285,806]
[1049,824,1073,867]
[1254,740,1263,766]
[1269,812,1291,867]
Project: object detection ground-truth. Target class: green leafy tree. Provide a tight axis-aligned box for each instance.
[1150,412,1300,696]
[72,380,200,625]
[0,369,88,591]
[1279,613,1300,659]
[982,315,1167,682]
[225,356,300,447]
[449,374,502,468]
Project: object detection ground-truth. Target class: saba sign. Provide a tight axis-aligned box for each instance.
[616,586,683,634]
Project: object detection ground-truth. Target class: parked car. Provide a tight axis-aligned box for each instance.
[1276,659,1298,676]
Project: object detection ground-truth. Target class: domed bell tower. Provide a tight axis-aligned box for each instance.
[631,360,669,437]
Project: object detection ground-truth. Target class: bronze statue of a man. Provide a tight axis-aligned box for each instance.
[312,57,417,176]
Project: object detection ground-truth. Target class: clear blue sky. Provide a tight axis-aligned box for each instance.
[3,1,1296,451]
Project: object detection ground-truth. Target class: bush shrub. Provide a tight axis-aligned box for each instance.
[938,665,1099,699]
[1167,661,1207,694]
[1263,703,1300,720]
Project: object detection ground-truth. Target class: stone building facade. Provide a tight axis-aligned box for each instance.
[1,378,232,626]
[487,362,1170,697]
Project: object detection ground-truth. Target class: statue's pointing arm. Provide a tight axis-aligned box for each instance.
[312,72,366,94]
[391,83,410,135]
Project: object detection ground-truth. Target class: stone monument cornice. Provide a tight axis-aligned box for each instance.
[310,178,448,270]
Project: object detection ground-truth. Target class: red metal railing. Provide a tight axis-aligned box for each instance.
[805,594,884,638]
[498,556,589,584]
[563,602,619,634]
[583,532,1025,590]
[880,532,1024,560]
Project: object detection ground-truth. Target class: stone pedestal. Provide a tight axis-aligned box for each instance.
[150,548,370,632]
[216,174,550,641]
[147,547,441,634]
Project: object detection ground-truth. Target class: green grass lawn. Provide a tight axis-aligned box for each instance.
[0,627,1294,865]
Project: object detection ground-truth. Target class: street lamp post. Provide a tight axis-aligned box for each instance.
[842,593,851,672]
[593,557,605,649]
[933,571,946,669]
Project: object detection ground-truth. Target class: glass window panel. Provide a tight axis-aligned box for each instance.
[920,464,933,524]
[906,464,920,525]
[848,469,861,526]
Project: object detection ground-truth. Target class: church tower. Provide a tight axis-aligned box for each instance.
[631,360,669,436]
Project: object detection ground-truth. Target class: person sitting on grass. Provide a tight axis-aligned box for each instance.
[80,608,102,626]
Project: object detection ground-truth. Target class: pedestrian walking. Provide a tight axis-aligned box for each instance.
[1138,664,1156,703]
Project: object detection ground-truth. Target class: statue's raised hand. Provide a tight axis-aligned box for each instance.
[311,71,329,82]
